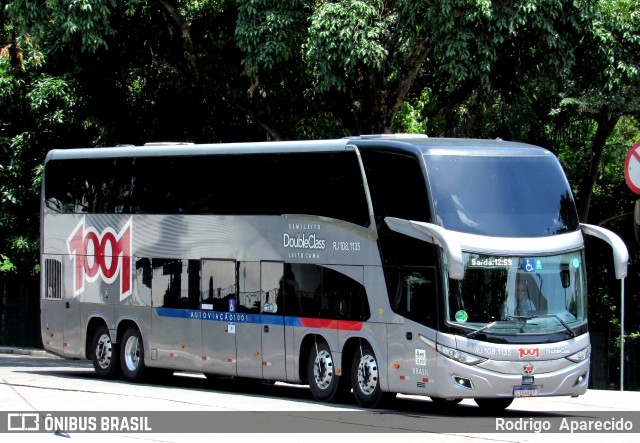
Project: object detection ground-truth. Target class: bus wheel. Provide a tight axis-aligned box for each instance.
[474,397,513,411]
[120,326,146,382]
[91,325,119,379]
[431,397,462,405]
[351,343,387,408]
[308,340,342,402]
[430,397,462,409]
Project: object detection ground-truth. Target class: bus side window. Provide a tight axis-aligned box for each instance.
[238,262,261,314]
[151,259,186,309]
[283,263,302,317]
[399,267,438,329]
[322,267,369,321]
[133,258,152,306]
[201,260,236,312]
[260,262,284,315]
[283,264,370,321]
[360,151,430,228]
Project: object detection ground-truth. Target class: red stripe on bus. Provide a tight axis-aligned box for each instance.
[299,318,363,331]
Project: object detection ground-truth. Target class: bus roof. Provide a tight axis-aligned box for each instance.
[348,135,551,157]
[44,139,351,161]
[44,135,551,162]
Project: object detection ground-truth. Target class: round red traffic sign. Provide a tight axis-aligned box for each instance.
[625,140,640,194]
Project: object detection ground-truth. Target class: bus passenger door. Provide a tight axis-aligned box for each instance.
[259,261,286,380]
[201,259,237,376]
[387,267,439,395]
[236,261,286,380]
[236,262,262,378]
[63,269,82,357]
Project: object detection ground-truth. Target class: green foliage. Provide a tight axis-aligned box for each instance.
[0,0,639,342]
[304,0,388,93]
[563,0,640,118]
[593,117,639,212]
[235,0,308,76]
[590,0,640,92]
[5,0,122,53]
[27,76,77,125]
[1,2,96,274]
[0,255,15,273]
[392,88,431,134]
[295,111,350,140]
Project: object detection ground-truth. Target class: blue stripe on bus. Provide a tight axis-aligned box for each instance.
[156,307,284,325]
[155,308,362,331]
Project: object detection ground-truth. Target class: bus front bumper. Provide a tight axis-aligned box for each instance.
[432,356,590,400]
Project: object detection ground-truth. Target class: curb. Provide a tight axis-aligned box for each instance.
[0,346,55,357]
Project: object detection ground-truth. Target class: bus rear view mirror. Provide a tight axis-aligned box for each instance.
[560,268,570,289]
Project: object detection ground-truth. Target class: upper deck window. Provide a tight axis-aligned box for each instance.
[425,154,579,237]
[44,151,370,227]
[360,150,430,226]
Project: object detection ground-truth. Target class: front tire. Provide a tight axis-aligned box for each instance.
[351,343,392,408]
[474,397,513,411]
[120,326,146,382]
[431,397,462,405]
[90,325,119,379]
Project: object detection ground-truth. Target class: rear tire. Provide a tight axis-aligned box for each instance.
[120,326,146,382]
[90,325,119,379]
[351,343,392,408]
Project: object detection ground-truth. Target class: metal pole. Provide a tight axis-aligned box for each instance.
[620,277,625,391]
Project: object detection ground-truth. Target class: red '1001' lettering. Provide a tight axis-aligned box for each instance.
[518,347,540,359]
[66,217,133,300]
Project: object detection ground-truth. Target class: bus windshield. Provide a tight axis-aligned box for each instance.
[426,154,580,237]
[446,252,587,335]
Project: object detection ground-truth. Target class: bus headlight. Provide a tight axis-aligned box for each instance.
[566,347,590,363]
[437,344,486,365]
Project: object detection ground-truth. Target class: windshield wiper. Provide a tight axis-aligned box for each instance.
[540,314,576,337]
[467,321,498,338]
[508,314,576,338]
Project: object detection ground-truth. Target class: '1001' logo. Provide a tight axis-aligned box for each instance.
[518,347,540,358]
[66,217,132,300]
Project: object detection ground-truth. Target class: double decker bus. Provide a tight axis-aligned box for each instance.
[40,135,628,410]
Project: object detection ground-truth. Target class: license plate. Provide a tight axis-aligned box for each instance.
[514,386,538,397]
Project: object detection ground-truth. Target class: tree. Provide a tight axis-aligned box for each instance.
[582,116,640,335]
[2,0,635,272]
[0,0,638,366]
[236,1,588,136]
[553,0,640,223]
[1,1,93,274]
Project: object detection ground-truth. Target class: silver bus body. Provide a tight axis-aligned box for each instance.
[40,136,628,409]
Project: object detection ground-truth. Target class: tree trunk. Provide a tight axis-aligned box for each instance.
[381,32,433,133]
[577,110,620,223]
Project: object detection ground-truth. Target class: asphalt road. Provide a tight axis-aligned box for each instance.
[0,350,639,443]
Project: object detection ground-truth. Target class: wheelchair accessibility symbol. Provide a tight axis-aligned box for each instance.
[523,258,542,273]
